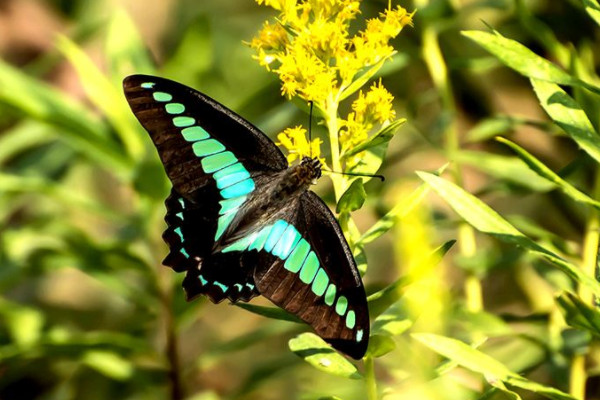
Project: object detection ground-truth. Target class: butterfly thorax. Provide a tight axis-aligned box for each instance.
[216,157,321,247]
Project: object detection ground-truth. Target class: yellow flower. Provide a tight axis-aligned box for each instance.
[353,79,396,124]
[276,126,325,165]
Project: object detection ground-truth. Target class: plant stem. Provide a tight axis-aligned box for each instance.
[325,96,346,201]
[422,25,482,314]
[365,355,378,400]
[571,172,600,398]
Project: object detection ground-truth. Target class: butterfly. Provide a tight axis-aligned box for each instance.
[123,75,369,359]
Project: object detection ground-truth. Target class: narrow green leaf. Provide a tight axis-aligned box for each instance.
[336,179,367,213]
[413,334,575,400]
[57,35,145,160]
[531,78,600,163]
[417,172,600,296]
[462,30,600,95]
[0,60,130,175]
[235,303,302,323]
[288,333,362,379]
[106,9,155,80]
[466,116,516,142]
[497,137,600,209]
[343,119,406,158]
[372,299,412,337]
[339,56,389,101]
[583,0,600,26]
[456,150,556,192]
[556,292,600,337]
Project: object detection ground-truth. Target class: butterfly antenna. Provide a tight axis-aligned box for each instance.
[327,170,386,182]
[308,100,313,158]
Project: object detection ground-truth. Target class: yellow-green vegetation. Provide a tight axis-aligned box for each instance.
[2,1,600,400]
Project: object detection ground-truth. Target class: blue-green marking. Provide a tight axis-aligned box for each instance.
[181,126,209,141]
[356,329,364,342]
[272,225,301,259]
[174,227,184,241]
[220,178,255,199]
[215,210,237,240]
[153,92,172,102]
[219,196,247,216]
[178,198,185,208]
[213,163,247,180]
[284,239,310,273]
[213,281,228,293]
[234,283,243,291]
[335,296,348,316]
[264,220,289,253]
[199,275,208,285]
[181,248,189,258]
[202,152,237,174]
[141,82,155,89]
[173,116,195,127]
[216,170,251,189]
[299,252,319,284]
[311,268,329,296]
[176,212,183,220]
[192,139,225,157]
[324,284,336,306]
[166,103,185,114]
[345,310,356,329]
[248,225,273,251]
[246,283,255,290]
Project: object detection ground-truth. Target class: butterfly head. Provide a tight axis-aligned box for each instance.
[299,156,322,184]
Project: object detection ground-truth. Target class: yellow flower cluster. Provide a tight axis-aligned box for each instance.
[276,126,325,165]
[251,0,411,169]
[251,0,412,104]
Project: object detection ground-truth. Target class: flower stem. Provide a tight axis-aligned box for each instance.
[325,96,346,201]
[365,355,378,400]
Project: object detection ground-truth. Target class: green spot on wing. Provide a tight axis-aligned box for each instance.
[141,82,155,89]
[165,103,185,114]
[249,225,273,251]
[219,196,247,215]
[299,252,319,284]
[215,210,237,240]
[356,329,364,342]
[193,139,225,157]
[213,281,228,292]
[181,126,209,141]
[311,268,329,296]
[173,116,195,127]
[272,224,302,259]
[324,284,336,306]
[202,151,237,174]
[199,275,207,285]
[335,296,348,316]
[153,92,172,102]
[264,220,289,252]
[213,162,247,180]
[174,227,184,241]
[216,170,251,189]
[346,310,356,329]
[284,239,310,273]
[220,178,255,199]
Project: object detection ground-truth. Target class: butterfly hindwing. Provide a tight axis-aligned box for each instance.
[220,191,369,359]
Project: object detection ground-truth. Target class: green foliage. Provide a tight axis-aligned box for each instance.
[3,1,600,400]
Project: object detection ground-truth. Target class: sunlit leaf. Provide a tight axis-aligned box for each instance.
[343,119,406,158]
[556,292,600,338]
[366,334,396,358]
[336,179,367,213]
[497,137,600,208]
[81,350,134,381]
[531,78,600,164]
[288,333,362,379]
[583,0,600,26]
[417,172,600,296]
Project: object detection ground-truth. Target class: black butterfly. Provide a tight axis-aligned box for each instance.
[123,75,369,359]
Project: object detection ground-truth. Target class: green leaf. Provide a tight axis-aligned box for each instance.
[413,334,575,400]
[339,56,389,101]
[343,119,406,158]
[81,350,133,381]
[336,179,367,213]
[372,299,412,337]
[462,30,600,95]
[530,78,600,164]
[417,172,600,296]
[0,59,130,176]
[556,292,600,338]
[367,240,456,317]
[0,299,44,347]
[235,303,302,323]
[288,333,362,379]
[366,334,396,358]
[455,150,556,192]
[56,35,145,161]
[105,9,155,80]
[496,137,600,209]
[466,116,516,142]
[583,0,600,26]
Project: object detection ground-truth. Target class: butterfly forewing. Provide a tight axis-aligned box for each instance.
[123,74,370,359]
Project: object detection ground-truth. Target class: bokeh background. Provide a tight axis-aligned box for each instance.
[2,0,600,399]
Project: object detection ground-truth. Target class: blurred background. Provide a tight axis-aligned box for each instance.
[1,0,600,399]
